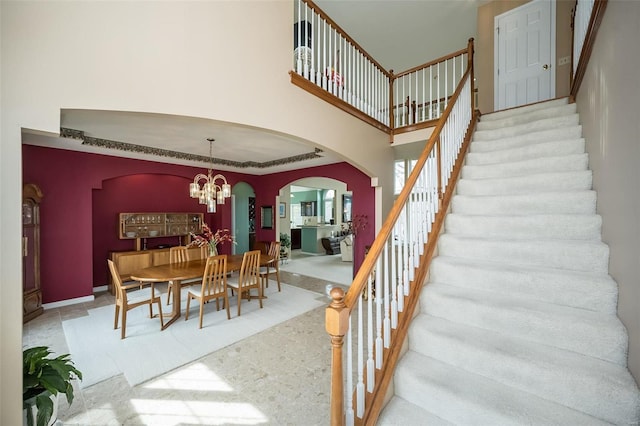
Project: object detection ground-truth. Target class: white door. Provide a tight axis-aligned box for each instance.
[495,0,555,110]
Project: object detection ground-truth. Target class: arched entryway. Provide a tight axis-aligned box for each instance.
[231,182,256,254]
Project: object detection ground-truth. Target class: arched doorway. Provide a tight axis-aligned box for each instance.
[231,182,255,254]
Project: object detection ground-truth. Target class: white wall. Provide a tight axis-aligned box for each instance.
[0,1,395,421]
[575,0,640,382]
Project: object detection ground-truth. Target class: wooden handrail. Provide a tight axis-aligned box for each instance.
[303,0,392,79]
[326,38,476,425]
[289,71,392,133]
[570,0,608,101]
[393,47,469,79]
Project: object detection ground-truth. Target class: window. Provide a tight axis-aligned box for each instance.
[394,159,417,195]
[324,190,335,223]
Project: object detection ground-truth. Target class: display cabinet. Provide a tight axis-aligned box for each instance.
[119,212,203,250]
[23,183,44,322]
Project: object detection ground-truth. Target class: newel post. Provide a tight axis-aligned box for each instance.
[326,287,349,425]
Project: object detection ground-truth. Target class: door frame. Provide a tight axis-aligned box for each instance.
[494,0,556,110]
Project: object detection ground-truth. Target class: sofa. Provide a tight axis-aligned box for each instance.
[340,234,353,262]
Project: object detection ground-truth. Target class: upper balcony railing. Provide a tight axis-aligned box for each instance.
[292,0,392,129]
[290,0,471,135]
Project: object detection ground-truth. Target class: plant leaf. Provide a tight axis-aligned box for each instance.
[35,393,53,426]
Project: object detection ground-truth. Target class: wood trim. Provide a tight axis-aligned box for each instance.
[393,47,469,79]
[569,0,608,101]
[392,118,439,136]
[289,71,392,134]
[303,0,392,79]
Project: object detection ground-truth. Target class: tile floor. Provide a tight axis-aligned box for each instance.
[23,253,351,425]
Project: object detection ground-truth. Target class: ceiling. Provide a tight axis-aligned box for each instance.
[25,1,481,176]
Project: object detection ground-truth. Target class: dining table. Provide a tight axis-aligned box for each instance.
[130,253,274,330]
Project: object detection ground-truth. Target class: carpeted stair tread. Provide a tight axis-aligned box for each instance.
[391,351,609,426]
[479,98,569,122]
[429,256,618,313]
[378,396,454,426]
[438,234,609,273]
[381,98,639,424]
[466,138,586,165]
[444,213,602,240]
[451,191,597,215]
[461,153,588,179]
[408,314,640,425]
[470,126,583,153]
[476,103,577,131]
[456,170,592,196]
[421,282,628,365]
[473,114,580,141]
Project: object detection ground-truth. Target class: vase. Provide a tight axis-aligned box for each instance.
[209,244,218,256]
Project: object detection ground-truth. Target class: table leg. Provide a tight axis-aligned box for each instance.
[162,280,182,330]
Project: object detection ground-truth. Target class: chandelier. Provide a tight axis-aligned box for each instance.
[189,138,231,213]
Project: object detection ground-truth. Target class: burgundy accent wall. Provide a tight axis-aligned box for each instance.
[246,163,375,268]
[23,145,374,303]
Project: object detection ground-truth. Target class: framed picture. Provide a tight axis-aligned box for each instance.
[279,202,287,218]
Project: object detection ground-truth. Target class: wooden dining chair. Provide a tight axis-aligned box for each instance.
[185,254,230,328]
[166,246,202,305]
[108,259,164,339]
[227,250,262,316]
[259,241,281,292]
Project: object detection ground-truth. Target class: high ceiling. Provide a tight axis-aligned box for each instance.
[25,1,481,175]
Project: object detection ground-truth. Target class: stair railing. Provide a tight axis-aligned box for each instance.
[392,48,470,132]
[326,39,478,426]
[570,0,608,100]
[291,0,392,129]
[290,0,472,134]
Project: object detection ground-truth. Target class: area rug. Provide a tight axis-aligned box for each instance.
[280,253,353,285]
[62,283,325,389]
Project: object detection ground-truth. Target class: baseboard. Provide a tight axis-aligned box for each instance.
[43,294,95,310]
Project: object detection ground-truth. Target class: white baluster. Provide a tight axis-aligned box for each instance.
[375,261,383,369]
[345,318,354,426]
[367,273,375,392]
[383,242,391,347]
[356,296,364,418]
[391,231,398,324]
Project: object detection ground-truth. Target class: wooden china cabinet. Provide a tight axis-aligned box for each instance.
[108,212,204,294]
[22,183,44,322]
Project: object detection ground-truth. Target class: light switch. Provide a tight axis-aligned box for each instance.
[558,56,570,66]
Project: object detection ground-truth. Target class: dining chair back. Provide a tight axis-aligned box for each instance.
[108,259,164,339]
[259,241,281,292]
[166,246,201,305]
[170,246,189,263]
[227,250,262,316]
[185,254,230,328]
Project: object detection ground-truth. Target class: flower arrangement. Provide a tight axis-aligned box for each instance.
[341,214,368,236]
[187,224,235,255]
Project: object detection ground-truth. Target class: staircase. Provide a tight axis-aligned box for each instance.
[378,98,640,425]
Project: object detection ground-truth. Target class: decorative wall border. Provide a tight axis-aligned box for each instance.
[59,127,324,169]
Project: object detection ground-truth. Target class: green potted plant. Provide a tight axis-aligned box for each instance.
[23,346,82,426]
[279,232,292,260]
